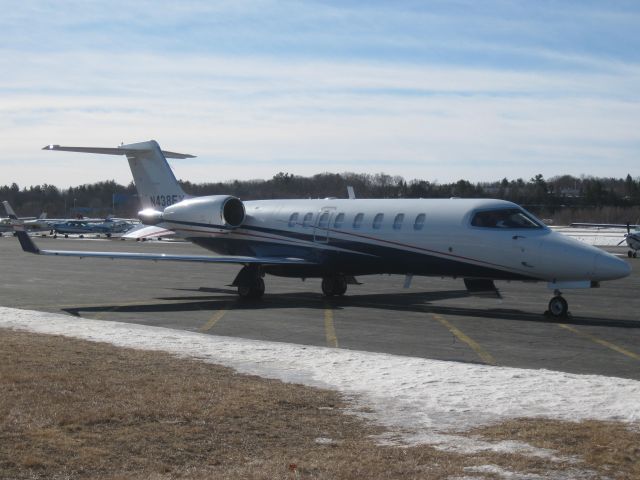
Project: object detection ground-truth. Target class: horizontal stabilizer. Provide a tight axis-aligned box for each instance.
[43,144,196,159]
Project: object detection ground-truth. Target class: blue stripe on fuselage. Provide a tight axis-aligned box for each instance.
[173,221,536,281]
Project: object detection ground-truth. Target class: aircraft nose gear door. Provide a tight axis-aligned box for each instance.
[314,207,335,243]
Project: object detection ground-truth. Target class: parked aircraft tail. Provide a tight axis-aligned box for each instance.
[2,201,18,220]
[43,140,194,209]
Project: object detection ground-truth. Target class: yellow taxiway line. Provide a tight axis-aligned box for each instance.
[324,304,339,348]
[558,323,640,361]
[431,313,496,365]
[199,306,230,332]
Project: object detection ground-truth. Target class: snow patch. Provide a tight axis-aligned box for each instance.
[1,306,639,455]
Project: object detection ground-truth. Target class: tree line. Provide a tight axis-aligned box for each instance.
[2,173,640,224]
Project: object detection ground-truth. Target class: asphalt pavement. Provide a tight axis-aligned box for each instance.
[1,234,638,379]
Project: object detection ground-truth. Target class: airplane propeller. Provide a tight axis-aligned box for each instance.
[616,222,631,246]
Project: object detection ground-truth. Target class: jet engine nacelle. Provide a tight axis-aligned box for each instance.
[139,195,245,228]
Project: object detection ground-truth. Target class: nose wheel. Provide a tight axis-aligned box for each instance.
[548,294,569,318]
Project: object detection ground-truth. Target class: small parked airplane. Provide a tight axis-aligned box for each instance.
[569,222,640,258]
[51,217,133,237]
[13,140,631,318]
[1,201,50,234]
[618,224,640,258]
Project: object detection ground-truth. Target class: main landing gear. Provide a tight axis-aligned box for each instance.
[232,267,352,299]
[321,275,348,297]
[547,290,569,318]
[627,250,637,258]
[233,265,265,300]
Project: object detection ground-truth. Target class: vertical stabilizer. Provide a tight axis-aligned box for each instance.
[43,140,194,210]
[120,140,188,209]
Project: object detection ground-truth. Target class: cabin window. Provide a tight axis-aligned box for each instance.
[471,208,543,229]
[318,211,330,228]
[333,213,345,228]
[302,212,314,228]
[373,213,384,229]
[353,213,364,229]
[414,213,426,230]
[393,213,404,230]
[288,212,299,227]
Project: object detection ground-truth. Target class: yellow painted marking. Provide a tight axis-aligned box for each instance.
[199,306,229,332]
[432,313,496,365]
[324,305,339,348]
[558,324,640,361]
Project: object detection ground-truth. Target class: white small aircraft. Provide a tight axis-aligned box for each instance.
[1,201,50,234]
[618,224,640,258]
[14,140,631,318]
[570,222,640,258]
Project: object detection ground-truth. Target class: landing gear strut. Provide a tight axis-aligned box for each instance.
[547,290,569,318]
[321,275,348,296]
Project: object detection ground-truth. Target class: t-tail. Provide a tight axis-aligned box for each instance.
[43,140,194,209]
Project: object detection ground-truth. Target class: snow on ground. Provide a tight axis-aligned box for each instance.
[551,226,627,247]
[1,306,639,457]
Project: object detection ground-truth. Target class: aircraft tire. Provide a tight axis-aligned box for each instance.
[548,296,568,318]
[321,277,336,296]
[629,251,633,258]
[634,252,637,258]
[322,276,348,296]
[334,276,348,295]
[238,277,265,299]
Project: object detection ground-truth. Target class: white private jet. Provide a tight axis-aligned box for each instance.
[14,140,631,318]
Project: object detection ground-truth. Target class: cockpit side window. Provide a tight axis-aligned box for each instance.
[471,208,543,229]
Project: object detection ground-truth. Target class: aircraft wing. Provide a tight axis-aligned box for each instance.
[569,222,639,229]
[14,229,317,266]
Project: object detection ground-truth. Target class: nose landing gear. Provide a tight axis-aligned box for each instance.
[547,291,569,318]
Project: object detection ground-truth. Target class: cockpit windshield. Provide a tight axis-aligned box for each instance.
[471,208,544,229]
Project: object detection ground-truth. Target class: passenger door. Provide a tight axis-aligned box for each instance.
[313,207,335,243]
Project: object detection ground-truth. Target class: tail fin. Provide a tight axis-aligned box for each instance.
[43,140,194,209]
[2,201,18,220]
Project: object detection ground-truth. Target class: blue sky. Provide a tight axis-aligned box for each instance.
[1,0,639,187]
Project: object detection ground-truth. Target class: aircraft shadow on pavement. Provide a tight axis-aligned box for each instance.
[60,288,640,330]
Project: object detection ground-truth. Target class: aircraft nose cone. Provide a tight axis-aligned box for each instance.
[593,252,631,281]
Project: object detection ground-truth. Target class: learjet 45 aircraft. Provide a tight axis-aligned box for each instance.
[14,140,631,318]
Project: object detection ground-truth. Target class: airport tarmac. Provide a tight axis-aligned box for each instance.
[1,235,639,380]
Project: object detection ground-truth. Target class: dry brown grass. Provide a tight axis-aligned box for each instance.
[1,328,638,479]
[472,419,640,479]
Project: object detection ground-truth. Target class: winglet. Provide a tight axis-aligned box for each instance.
[14,226,40,254]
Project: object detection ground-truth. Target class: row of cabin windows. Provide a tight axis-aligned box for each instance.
[288,212,426,230]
